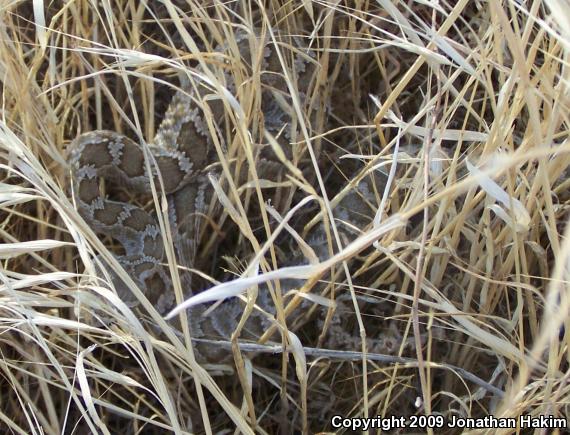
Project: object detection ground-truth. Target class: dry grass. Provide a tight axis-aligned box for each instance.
[1,0,570,433]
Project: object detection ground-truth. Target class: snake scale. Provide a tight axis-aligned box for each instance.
[69,28,402,363]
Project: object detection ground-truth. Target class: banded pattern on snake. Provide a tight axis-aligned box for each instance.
[69,27,396,362]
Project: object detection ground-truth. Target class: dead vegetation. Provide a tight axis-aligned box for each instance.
[1,0,570,433]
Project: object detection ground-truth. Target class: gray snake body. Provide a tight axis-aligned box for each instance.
[69,29,318,361]
[69,29,400,362]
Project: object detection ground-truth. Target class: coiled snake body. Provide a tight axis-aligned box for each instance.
[69,29,399,362]
[69,30,321,360]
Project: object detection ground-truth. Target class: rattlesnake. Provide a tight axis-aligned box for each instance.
[69,28,404,362]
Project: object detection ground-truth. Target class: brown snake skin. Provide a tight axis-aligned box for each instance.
[69,29,400,362]
[69,29,318,360]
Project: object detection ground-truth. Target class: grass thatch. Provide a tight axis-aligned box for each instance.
[1,0,570,433]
